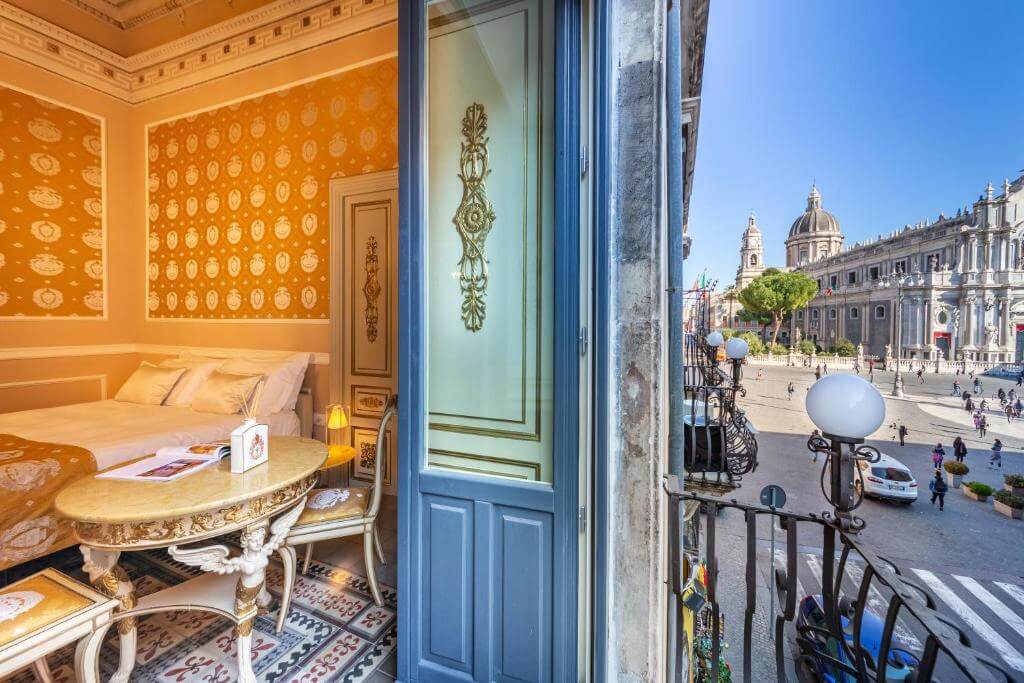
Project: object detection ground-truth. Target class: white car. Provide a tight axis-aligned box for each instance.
[855,453,918,503]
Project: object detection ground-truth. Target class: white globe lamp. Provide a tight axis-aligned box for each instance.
[806,374,885,441]
[706,331,724,348]
[725,337,749,360]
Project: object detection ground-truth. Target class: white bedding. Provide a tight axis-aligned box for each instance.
[0,400,300,470]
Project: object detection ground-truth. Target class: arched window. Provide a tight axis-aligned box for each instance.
[850,307,859,319]
[874,305,886,319]
[749,254,758,266]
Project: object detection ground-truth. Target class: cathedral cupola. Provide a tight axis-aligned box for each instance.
[785,183,844,268]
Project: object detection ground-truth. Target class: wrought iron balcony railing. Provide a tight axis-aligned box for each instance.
[666,476,1014,683]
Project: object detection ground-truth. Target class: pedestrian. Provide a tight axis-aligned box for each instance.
[898,423,908,447]
[814,365,821,381]
[787,382,795,401]
[952,380,961,397]
[953,436,967,463]
[916,367,924,384]
[979,414,988,438]
[929,470,948,510]
[989,438,1003,468]
[810,429,821,462]
[869,366,875,382]
[853,361,861,375]
[931,443,945,468]
[1015,398,1022,418]
[965,396,974,413]
[998,388,1007,405]
[1017,370,1023,387]
[973,411,981,432]
[823,363,829,375]
[756,368,764,381]
[1007,403,1015,423]
[973,377,982,395]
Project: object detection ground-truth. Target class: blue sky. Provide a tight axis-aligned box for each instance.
[687,1,1024,290]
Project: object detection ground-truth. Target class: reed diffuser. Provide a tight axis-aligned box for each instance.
[230,377,270,473]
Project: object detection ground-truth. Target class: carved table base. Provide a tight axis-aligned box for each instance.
[74,498,306,683]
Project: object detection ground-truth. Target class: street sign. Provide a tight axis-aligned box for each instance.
[760,484,786,509]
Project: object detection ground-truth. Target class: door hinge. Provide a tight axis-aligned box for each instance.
[580,146,589,179]
[579,326,588,356]
[578,506,587,534]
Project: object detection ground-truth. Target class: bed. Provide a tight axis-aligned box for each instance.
[0,352,315,570]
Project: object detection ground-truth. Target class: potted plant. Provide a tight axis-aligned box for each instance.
[994,490,1024,520]
[943,461,969,488]
[962,481,993,502]
[1004,473,1024,497]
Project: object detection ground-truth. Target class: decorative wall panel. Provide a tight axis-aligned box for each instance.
[0,85,105,318]
[146,58,398,320]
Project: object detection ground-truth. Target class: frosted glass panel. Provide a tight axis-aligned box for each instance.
[425,0,554,483]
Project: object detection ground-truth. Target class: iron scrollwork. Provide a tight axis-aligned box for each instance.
[453,102,496,332]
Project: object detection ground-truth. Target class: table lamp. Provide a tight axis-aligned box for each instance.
[324,404,351,469]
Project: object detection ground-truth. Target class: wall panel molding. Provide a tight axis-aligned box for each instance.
[0,343,329,364]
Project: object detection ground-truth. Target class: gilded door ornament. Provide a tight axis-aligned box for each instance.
[453,102,496,332]
[363,235,381,343]
[359,441,376,470]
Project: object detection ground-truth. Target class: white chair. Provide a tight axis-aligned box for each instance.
[275,395,395,632]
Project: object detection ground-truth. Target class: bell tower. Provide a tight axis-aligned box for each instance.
[736,211,765,289]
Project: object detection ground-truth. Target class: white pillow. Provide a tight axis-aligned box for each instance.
[114,362,186,405]
[158,359,222,407]
[218,353,310,414]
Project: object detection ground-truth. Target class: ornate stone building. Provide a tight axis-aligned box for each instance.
[792,175,1024,362]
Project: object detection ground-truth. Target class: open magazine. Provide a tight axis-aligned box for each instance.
[96,442,231,482]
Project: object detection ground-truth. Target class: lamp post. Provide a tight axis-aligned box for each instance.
[725,336,749,387]
[805,374,886,531]
[879,271,913,397]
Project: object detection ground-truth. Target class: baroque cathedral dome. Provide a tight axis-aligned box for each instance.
[788,184,841,237]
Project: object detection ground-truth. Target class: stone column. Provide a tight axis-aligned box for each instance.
[1002,294,1012,350]
[984,234,993,271]
[964,297,975,347]
[967,236,977,271]
[924,298,934,355]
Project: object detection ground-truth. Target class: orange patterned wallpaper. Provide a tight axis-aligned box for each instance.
[0,86,105,318]
[146,58,398,320]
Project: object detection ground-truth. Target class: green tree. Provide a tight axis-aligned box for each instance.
[738,271,818,347]
[832,337,856,356]
[797,339,816,356]
[738,331,765,354]
[737,308,772,341]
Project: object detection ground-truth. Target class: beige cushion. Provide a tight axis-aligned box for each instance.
[189,371,263,415]
[218,354,309,415]
[158,359,222,407]
[296,487,368,526]
[114,363,185,405]
[0,570,102,647]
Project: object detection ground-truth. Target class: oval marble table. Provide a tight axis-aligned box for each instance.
[55,436,326,683]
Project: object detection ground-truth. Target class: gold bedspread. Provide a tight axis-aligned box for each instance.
[0,434,97,571]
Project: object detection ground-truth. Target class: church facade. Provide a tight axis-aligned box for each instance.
[719,173,1024,362]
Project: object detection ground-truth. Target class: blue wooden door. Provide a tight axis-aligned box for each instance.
[398,1,581,681]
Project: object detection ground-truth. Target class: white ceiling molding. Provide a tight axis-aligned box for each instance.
[0,0,396,103]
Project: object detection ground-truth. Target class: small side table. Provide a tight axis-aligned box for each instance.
[0,568,117,682]
[323,443,356,487]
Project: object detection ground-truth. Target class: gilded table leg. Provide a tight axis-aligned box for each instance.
[80,546,137,683]
[234,521,269,683]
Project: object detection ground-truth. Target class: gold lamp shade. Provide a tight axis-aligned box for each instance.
[326,404,349,430]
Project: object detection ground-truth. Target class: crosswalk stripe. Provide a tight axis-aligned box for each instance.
[840,560,922,650]
[913,569,1024,672]
[772,549,806,602]
[995,582,1024,611]
[954,576,1024,637]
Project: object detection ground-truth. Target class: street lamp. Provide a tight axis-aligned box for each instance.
[725,336,749,386]
[878,271,914,397]
[805,374,886,531]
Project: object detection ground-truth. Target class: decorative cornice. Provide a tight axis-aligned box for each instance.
[0,0,395,103]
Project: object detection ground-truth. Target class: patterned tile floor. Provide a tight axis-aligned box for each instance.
[6,496,399,682]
